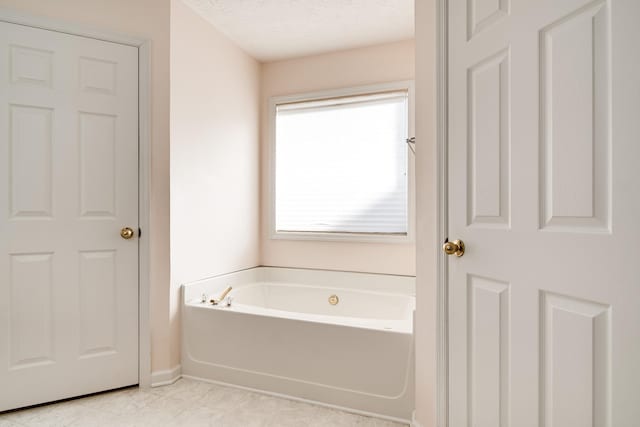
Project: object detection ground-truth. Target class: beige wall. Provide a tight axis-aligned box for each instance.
[0,0,172,373]
[260,40,417,276]
[415,0,437,425]
[169,0,261,368]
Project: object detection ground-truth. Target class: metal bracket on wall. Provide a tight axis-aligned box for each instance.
[406,137,416,154]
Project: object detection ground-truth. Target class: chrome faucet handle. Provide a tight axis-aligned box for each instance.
[201,293,208,303]
[225,296,233,307]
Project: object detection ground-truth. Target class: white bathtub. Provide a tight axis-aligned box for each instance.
[181,267,415,421]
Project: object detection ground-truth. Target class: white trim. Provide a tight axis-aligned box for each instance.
[182,374,410,425]
[267,80,416,244]
[436,1,449,426]
[137,41,152,389]
[0,7,146,46]
[151,365,182,388]
[411,410,426,427]
[0,7,153,390]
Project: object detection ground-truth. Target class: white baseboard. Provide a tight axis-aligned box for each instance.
[411,410,425,427]
[182,374,411,425]
[151,365,182,387]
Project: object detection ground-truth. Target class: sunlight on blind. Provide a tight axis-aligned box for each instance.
[275,91,409,234]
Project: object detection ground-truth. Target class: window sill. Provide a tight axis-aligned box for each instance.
[270,231,414,244]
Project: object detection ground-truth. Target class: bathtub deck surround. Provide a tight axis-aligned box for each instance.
[182,267,416,422]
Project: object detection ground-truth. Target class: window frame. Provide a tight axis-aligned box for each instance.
[268,80,416,243]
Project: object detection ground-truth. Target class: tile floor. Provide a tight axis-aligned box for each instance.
[0,378,407,427]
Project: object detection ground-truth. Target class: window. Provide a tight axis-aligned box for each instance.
[271,83,413,241]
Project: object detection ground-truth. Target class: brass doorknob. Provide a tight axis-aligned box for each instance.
[120,227,135,240]
[443,239,465,257]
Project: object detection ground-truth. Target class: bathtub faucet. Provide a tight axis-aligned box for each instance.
[210,286,232,305]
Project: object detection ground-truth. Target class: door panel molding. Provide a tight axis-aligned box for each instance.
[538,0,611,233]
[539,291,611,427]
[466,47,511,229]
[467,275,510,427]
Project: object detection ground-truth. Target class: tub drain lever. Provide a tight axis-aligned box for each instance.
[210,286,232,305]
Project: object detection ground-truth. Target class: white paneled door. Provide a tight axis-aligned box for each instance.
[447,0,639,426]
[0,22,139,411]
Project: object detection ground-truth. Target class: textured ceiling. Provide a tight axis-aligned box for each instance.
[181,0,414,62]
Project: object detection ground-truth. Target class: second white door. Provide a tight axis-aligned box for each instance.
[447,0,640,426]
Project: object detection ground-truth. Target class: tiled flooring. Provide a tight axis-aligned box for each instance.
[0,378,407,427]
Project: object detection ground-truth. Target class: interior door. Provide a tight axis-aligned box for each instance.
[0,21,139,411]
[447,0,640,426]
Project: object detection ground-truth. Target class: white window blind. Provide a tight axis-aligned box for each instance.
[274,90,409,235]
